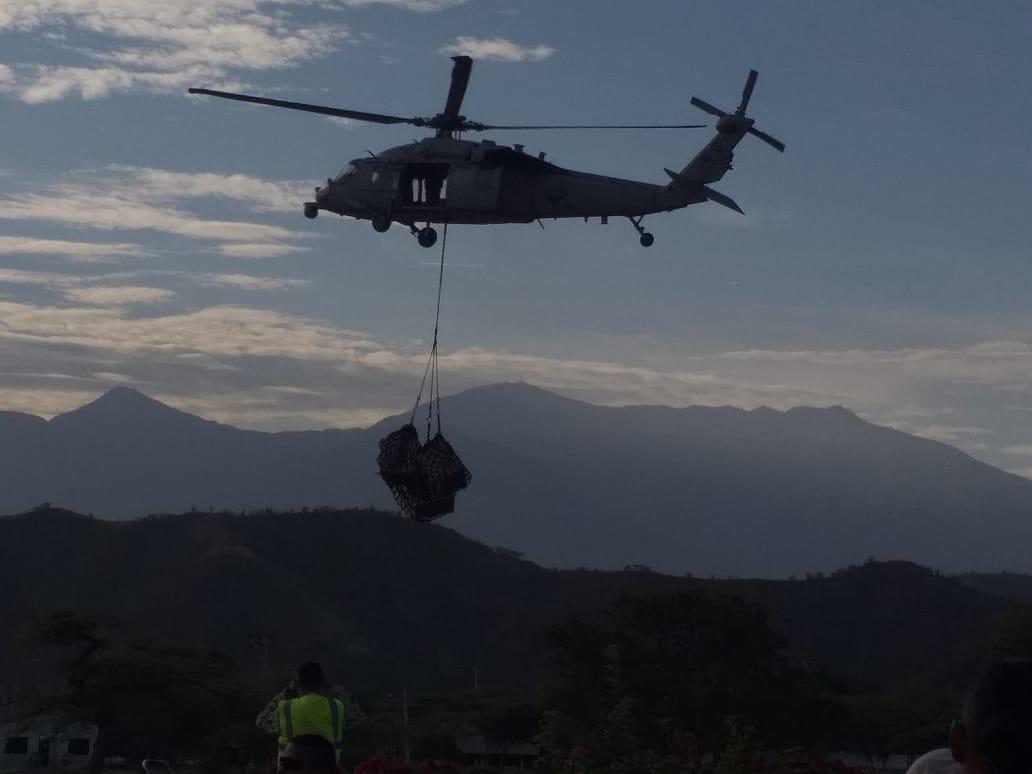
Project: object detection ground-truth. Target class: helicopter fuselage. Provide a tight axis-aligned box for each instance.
[311,137,707,228]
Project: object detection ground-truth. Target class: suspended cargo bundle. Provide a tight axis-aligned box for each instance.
[377,225,472,522]
[417,433,472,497]
[376,423,421,487]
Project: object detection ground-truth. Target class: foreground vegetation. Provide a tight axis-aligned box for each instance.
[3,509,1031,772]
[12,594,1030,774]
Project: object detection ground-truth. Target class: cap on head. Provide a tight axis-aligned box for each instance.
[961,660,1032,774]
[297,661,325,692]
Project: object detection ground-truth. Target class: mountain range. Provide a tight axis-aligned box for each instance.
[3,383,1032,576]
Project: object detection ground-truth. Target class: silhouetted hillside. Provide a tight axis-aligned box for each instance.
[3,383,1032,575]
[957,572,1032,604]
[0,508,1023,693]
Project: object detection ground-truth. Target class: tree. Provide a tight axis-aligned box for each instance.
[25,611,257,773]
[536,592,842,772]
[992,611,1032,658]
[21,611,116,774]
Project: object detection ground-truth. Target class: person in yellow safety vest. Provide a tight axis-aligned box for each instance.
[256,662,346,763]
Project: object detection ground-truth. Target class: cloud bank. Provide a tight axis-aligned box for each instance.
[0,0,349,102]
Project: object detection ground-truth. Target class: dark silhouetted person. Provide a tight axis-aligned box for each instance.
[258,662,345,763]
[949,659,1032,774]
[906,749,956,774]
[276,735,338,774]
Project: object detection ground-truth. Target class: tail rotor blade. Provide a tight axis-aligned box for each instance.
[748,126,785,152]
[737,69,758,114]
[690,96,725,117]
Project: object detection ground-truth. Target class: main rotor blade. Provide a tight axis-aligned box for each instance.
[748,126,785,152]
[476,123,706,130]
[187,88,422,126]
[738,69,758,114]
[689,96,725,117]
[442,56,473,120]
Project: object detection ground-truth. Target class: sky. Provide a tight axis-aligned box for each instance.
[1,0,1032,475]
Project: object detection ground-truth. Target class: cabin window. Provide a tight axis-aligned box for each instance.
[402,164,449,206]
[335,164,358,180]
[67,739,90,756]
[4,737,29,755]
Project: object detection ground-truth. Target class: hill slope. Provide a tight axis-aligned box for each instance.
[2,384,1032,576]
[0,509,1022,692]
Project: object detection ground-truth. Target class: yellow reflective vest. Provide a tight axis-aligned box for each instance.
[277,694,346,762]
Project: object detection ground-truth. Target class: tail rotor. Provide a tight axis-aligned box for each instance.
[690,69,785,153]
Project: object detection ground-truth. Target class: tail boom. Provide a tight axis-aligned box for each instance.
[675,115,753,185]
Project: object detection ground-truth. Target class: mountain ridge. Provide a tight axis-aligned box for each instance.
[3,382,1032,577]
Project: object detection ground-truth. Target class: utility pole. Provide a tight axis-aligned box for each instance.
[402,688,410,765]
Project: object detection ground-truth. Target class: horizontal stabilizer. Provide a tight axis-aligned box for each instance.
[703,186,744,215]
[664,167,691,185]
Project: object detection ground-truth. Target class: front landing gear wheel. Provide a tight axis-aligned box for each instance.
[372,213,391,233]
[303,202,318,220]
[639,232,654,247]
[417,226,438,248]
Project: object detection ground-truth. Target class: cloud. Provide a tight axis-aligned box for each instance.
[197,273,308,291]
[0,268,82,288]
[720,343,1032,388]
[29,266,309,293]
[0,235,148,261]
[907,425,992,444]
[218,243,310,259]
[1003,445,1032,456]
[0,168,306,243]
[0,167,315,257]
[343,0,471,11]
[0,387,104,418]
[122,167,309,212]
[0,301,379,361]
[0,190,298,241]
[0,1,349,102]
[439,36,554,62]
[63,286,176,306]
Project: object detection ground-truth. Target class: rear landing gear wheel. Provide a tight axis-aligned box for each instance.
[372,213,391,233]
[628,215,653,247]
[303,202,318,220]
[417,226,438,248]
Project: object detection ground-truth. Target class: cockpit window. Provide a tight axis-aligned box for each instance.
[336,164,358,180]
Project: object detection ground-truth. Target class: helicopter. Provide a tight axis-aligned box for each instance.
[188,57,784,248]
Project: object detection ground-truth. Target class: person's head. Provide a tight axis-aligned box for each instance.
[296,662,325,694]
[277,735,336,774]
[950,660,1032,774]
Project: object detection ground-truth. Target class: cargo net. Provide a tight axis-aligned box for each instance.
[377,225,472,522]
[377,423,471,522]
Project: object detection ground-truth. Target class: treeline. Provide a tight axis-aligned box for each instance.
[15,593,1032,772]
